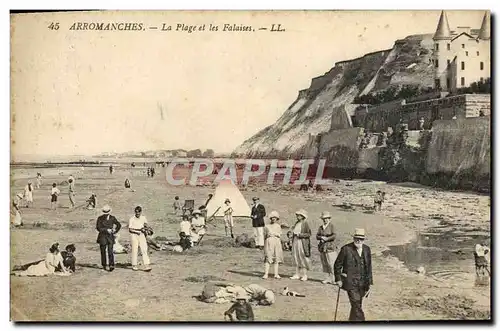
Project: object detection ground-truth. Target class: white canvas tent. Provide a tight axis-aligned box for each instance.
[206,179,251,218]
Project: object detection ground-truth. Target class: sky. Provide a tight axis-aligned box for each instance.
[10,10,486,157]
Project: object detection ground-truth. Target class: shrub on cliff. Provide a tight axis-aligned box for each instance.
[353,85,436,105]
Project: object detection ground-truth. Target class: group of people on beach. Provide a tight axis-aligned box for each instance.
[10,165,489,322]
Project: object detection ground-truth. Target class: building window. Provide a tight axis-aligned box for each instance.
[446,78,450,88]
[435,43,439,51]
[480,62,484,70]
[435,59,439,68]
[435,79,441,89]
[461,77,465,86]
[447,43,451,50]
[447,59,451,66]
[477,51,480,56]
[461,61,465,70]
[462,44,465,48]
[465,51,468,56]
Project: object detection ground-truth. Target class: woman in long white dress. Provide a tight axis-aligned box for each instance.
[24,182,34,208]
[14,243,71,277]
[11,193,24,227]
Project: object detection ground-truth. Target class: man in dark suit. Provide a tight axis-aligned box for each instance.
[96,205,122,272]
[334,228,373,321]
[250,197,266,249]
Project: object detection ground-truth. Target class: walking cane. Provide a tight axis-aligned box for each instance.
[334,284,341,322]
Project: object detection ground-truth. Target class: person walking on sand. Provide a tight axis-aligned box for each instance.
[373,190,385,211]
[316,211,338,284]
[474,242,490,277]
[223,198,234,238]
[24,182,34,208]
[290,209,312,281]
[250,197,266,249]
[262,211,283,279]
[68,178,76,209]
[96,205,122,272]
[50,183,61,210]
[128,206,152,271]
[334,228,373,321]
[36,172,42,189]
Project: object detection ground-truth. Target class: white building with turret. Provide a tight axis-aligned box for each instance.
[432,11,490,92]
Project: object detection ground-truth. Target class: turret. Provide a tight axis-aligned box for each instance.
[477,11,490,40]
[433,11,452,40]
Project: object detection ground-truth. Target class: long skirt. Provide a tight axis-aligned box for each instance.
[264,237,284,263]
[319,250,338,274]
[14,260,70,277]
[24,191,33,203]
[291,238,311,270]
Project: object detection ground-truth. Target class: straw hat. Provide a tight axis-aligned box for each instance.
[320,211,331,219]
[192,210,202,216]
[269,211,280,219]
[252,197,259,201]
[102,205,112,214]
[353,228,366,239]
[295,209,308,219]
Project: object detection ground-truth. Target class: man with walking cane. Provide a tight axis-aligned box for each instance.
[333,228,373,321]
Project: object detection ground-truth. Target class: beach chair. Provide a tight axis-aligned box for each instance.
[182,200,195,217]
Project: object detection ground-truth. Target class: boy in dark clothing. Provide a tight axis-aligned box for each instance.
[60,244,77,272]
[224,294,254,321]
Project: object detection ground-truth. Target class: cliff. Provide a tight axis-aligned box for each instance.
[233,34,435,158]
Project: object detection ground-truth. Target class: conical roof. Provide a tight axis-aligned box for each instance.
[433,11,452,40]
[478,11,490,40]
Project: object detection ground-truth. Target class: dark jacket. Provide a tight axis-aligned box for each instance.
[251,204,266,228]
[334,242,373,291]
[316,222,337,253]
[292,220,312,257]
[96,214,122,245]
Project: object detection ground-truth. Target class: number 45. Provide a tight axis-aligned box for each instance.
[48,22,60,30]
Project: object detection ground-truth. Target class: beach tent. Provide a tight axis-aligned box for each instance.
[206,179,251,218]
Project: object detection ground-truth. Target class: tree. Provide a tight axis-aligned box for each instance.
[202,149,215,158]
[187,149,202,158]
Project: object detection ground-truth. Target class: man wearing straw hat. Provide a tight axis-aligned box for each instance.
[96,205,122,272]
[334,228,373,321]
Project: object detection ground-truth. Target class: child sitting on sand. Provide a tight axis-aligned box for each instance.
[86,194,97,209]
[224,292,254,322]
[60,244,77,272]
